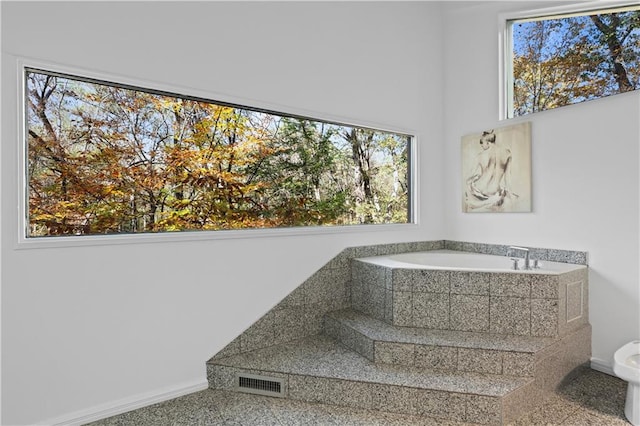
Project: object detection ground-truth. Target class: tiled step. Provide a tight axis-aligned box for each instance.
[207,334,538,425]
[324,308,558,377]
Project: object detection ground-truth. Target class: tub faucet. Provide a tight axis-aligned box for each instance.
[508,246,530,270]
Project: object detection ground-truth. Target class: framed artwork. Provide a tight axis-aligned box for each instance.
[462,122,531,213]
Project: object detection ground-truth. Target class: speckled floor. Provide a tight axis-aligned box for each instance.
[89,368,629,425]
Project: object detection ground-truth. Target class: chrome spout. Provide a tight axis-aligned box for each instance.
[508,246,530,270]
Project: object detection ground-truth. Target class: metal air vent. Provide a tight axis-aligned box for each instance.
[235,372,285,397]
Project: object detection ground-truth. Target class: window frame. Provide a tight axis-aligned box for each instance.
[498,0,640,120]
[17,58,419,249]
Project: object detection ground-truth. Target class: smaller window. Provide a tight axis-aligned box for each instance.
[506,3,640,118]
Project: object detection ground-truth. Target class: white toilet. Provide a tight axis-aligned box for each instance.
[614,341,640,426]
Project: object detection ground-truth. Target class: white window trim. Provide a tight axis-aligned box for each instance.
[498,0,640,120]
[16,57,419,249]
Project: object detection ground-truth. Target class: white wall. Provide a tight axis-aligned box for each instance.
[442,2,640,370]
[1,2,444,424]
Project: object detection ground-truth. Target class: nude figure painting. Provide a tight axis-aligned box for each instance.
[462,122,531,213]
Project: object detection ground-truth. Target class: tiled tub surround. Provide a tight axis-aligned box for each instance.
[351,251,589,338]
[208,241,590,425]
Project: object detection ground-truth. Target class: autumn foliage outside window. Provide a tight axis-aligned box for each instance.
[26,69,411,237]
[509,5,640,117]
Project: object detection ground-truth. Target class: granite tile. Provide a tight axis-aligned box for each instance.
[413,270,450,293]
[530,274,560,299]
[414,240,445,252]
[375,342,415,366]
[413,292,450,329]
[352,244,383,258]
[451,271,490,295]
[384,289,393,322]
[503,351,535,377]
[489,297,531,336]
[304,302,330,335]
[372,384,419,415]
[240,311,276,352]
[531,298,559,337]
[450,294,489,332]
[510,394,579,426]
[352,331,375,361]
[273,306,307,345]
[392,290,413,326]
[288,374,330,404]
[207,365,238,390]
[490,273,531,297]
[323,314,354,347]
[415,389,466,421]
[458,348,503,375]
[414,345,458,372]
[566,281,584,322]
[392,268,415,292]
[325,379,374,410]
[465,395,501,425]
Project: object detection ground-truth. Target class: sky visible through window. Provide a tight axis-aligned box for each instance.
[509,6,640,116]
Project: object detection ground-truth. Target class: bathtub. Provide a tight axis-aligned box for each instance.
[359,249,584,274]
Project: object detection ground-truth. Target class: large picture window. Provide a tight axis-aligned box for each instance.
[25,68,412,238]
[506,3,640,117]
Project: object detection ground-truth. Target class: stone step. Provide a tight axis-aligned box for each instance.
[207,334,538,425]
[324,308,559,377]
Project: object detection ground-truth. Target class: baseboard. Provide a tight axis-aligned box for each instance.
[40,378,209,426]
[591,357,616,377]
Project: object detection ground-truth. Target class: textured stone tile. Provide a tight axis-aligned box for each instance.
[240,311,275,351]
[458,348,503,375]
[325,379,374,410]
[207,365,238,390]
[392,269,416,292]
[503,351,535,377]
[566,281,584,322]
[531,298,559,337]
[530,274,560,299]
[415,345,458,372]
[384,289,393,322]
[413,292,450,329]
[392,291,413,326]
[273,306,307,345]
[352,331,375,361]
[415,389,466,421]
[451,271,490,295]
[490,273,530,297]
[372,384,419,415]
[323,315,355,347]
[305,268,350,305]
[465,395,501,425]
[450,294,489,332]
[369,284,387,320]
[303,302,329,335]
[288,374,330,404]
[413,270,450,293]
[375,342,415,366]
[561,410,629,425]
[352,244,382,258]
[510,394,579,425]
[489,297,531,336]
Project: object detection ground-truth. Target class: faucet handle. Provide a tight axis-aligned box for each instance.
[510,258,520,270]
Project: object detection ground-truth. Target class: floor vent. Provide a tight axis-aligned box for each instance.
[236,373,285,397]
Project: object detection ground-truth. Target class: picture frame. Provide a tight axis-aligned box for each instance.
[462,122,531,213]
